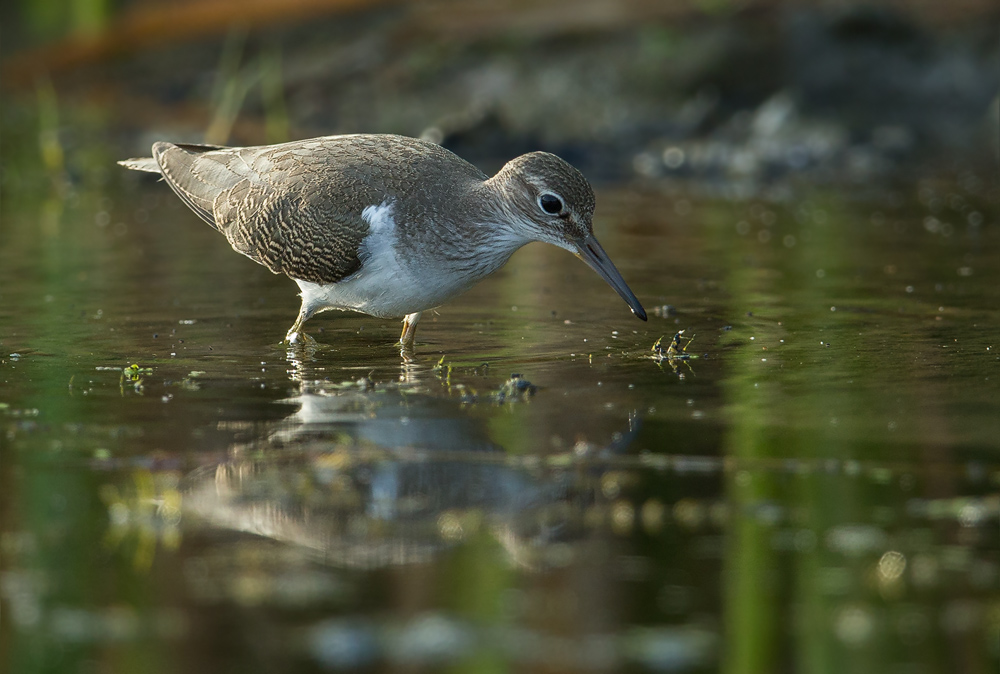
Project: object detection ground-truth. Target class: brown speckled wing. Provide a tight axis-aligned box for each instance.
[153,140,371,284]
[152,142,228,227]
[152,135,490,285]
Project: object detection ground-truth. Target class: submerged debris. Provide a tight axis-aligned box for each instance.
[651,332,698,377]
[432,358,534,404]
[432,355,453,381]
[123,363,154,378]
[651,332,696,362]
[120,363,154,394]
[495,374,537,403]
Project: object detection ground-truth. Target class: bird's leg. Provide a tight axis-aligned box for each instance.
[399,312,422,348]
[398,311,421,363]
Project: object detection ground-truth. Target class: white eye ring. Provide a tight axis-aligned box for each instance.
[539,193,563,215]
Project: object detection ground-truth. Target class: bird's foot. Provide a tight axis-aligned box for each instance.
[284,330,316,346]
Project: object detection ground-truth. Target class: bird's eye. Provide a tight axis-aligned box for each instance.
[539,194,563,215]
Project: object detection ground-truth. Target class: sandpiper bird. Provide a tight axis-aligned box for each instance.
[119,134,646,347]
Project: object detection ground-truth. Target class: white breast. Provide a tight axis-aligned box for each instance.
[294,200,484,319]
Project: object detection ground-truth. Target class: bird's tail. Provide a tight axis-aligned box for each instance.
[118,157,162,173]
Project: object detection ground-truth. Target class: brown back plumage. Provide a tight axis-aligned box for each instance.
[145,135,488,285]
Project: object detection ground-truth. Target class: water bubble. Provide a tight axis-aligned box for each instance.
[601,473,622,499]
[878,551,906,581]
[663,146,685,169]
[611,500,635,536]
[437,511,465,541]
[958,500,988,527]
[673,499,706,529]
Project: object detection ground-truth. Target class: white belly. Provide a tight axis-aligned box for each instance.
[294,265,471,319]
[294,200,517,320]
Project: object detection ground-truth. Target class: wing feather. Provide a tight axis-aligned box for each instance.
[152,140,368,284]
[134,135,488,286]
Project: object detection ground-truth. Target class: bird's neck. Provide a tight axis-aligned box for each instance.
[461,182,534,274]
[388,181,531,281]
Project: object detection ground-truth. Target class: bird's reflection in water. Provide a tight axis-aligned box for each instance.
[176,348,724,673]
[283,336,426,384]
[184,345,640,570]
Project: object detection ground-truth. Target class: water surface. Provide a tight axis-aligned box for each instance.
[2,171,998,673]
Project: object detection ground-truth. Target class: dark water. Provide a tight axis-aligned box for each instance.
[2,170,998,673]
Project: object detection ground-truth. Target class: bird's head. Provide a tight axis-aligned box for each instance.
[490,152,647,321]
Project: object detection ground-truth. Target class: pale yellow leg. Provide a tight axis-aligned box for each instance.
[399,312,422,347]
[285,310,308,344]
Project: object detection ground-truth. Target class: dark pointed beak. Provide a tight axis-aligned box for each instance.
[574,234,647,321]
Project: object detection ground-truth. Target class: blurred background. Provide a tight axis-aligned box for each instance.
[2,2,999,674]
[3,0,997,188]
